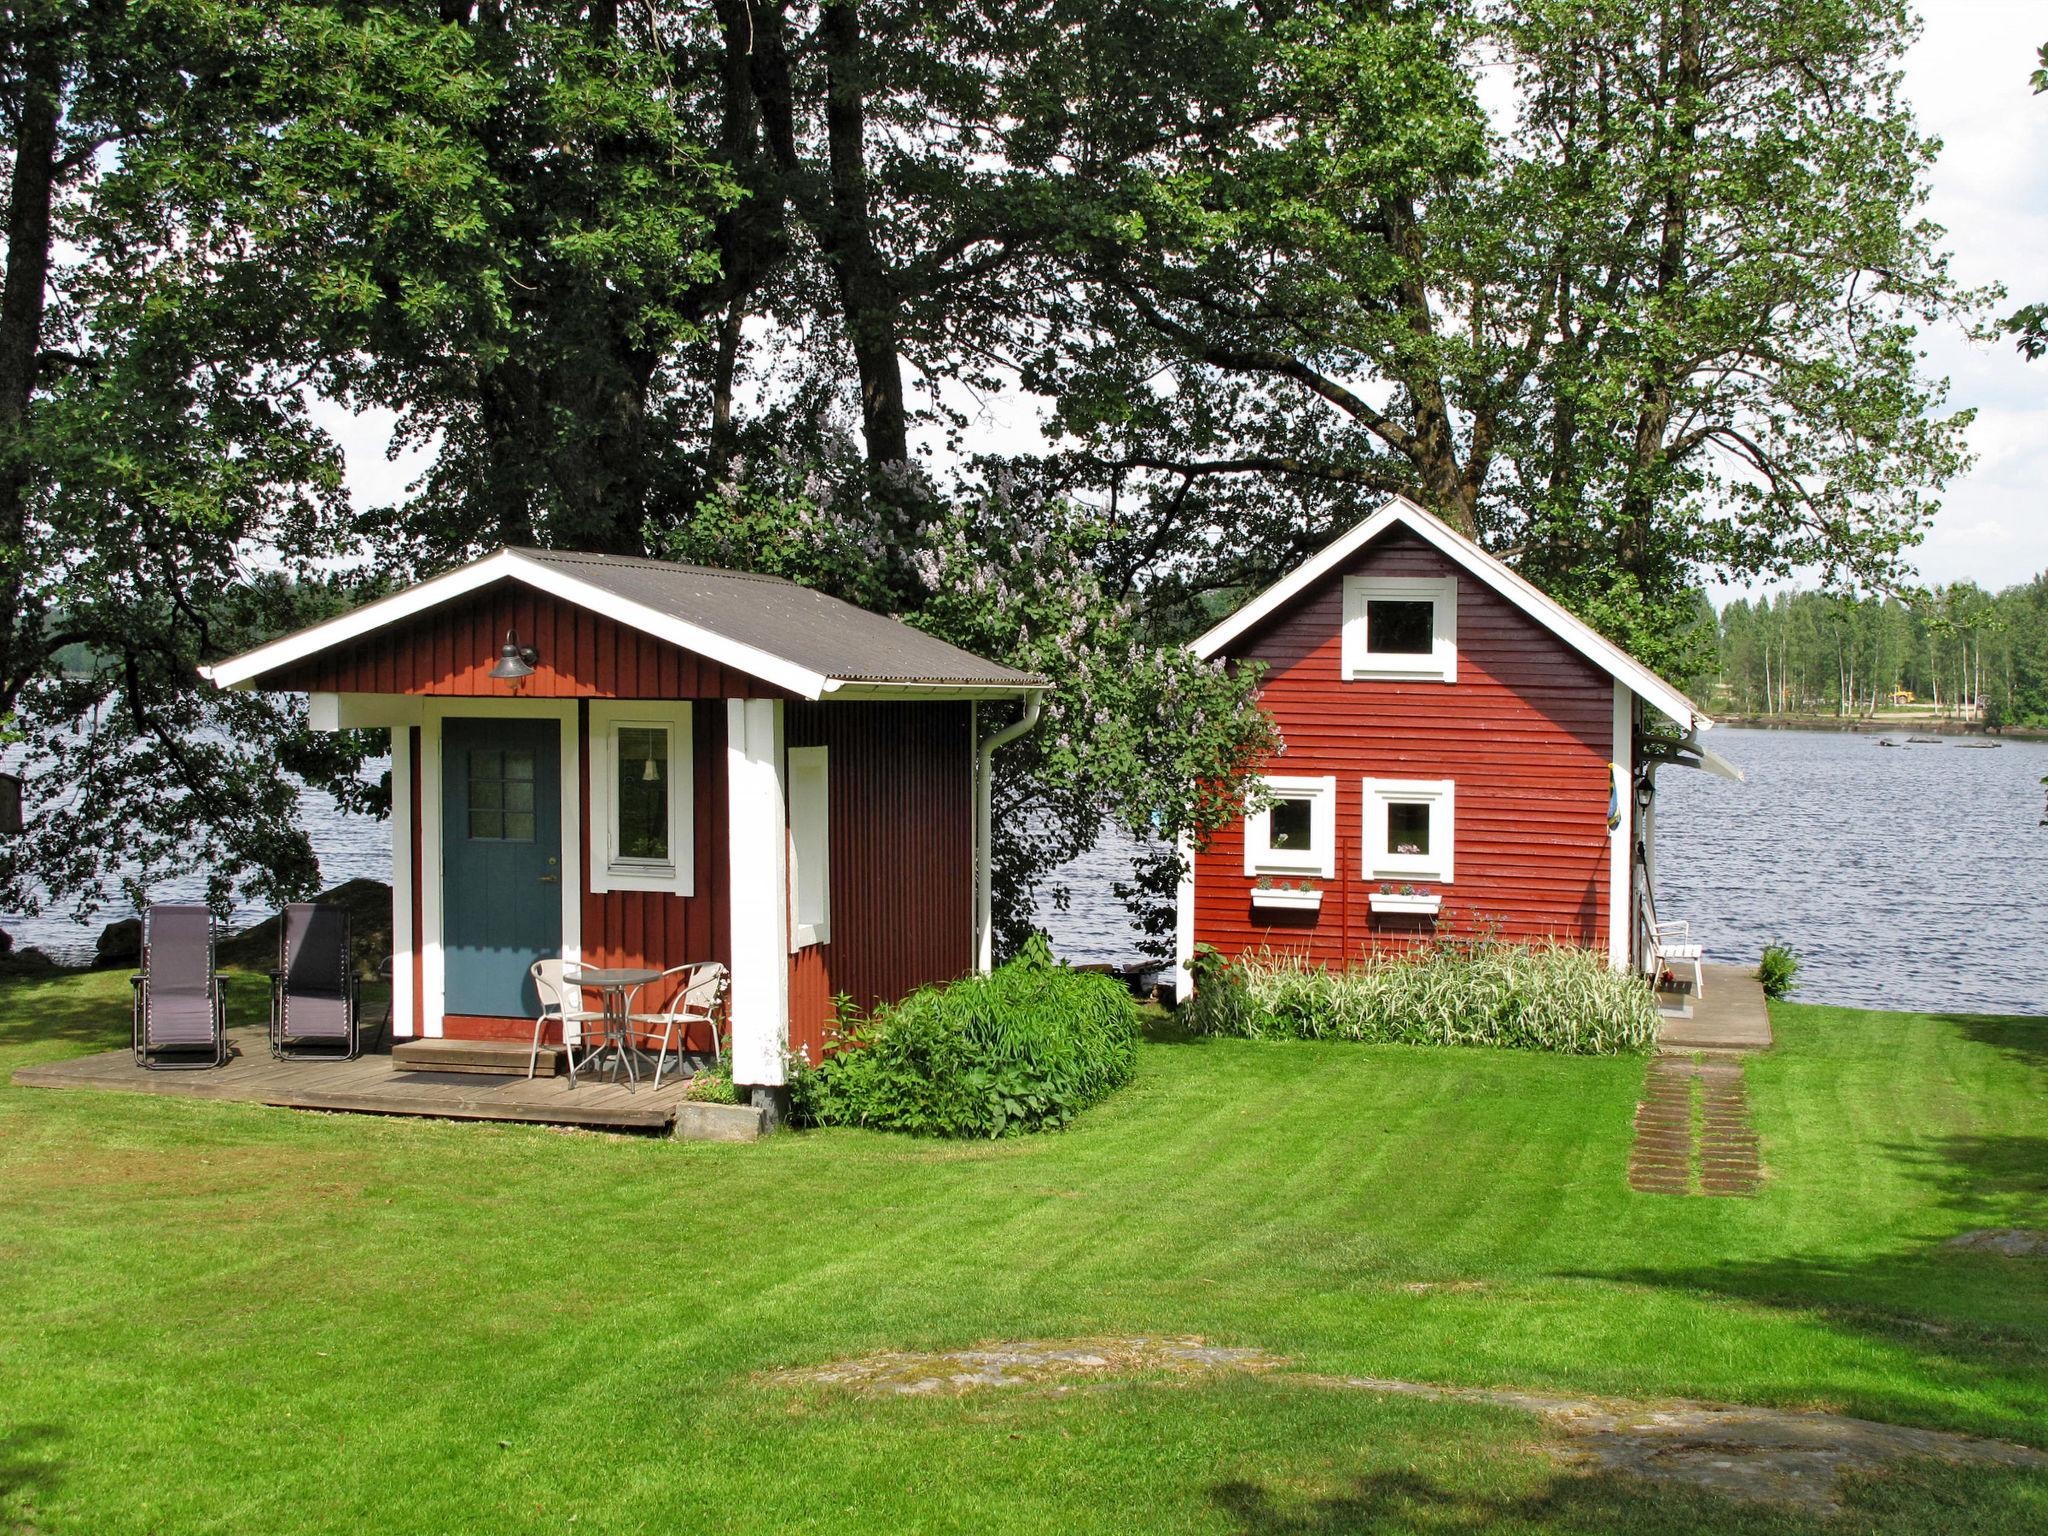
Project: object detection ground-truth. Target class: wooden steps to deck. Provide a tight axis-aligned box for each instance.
[392,1038,560,1077]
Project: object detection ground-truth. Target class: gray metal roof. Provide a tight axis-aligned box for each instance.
[508,548,1044,690]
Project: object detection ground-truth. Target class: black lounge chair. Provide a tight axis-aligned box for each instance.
[269,902,360,1060]
[132,904,227,1070]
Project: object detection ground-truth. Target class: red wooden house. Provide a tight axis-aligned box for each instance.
[1176,497,1716,992]
[203,548,1045,1093]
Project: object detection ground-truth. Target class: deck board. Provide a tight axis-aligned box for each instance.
[13,1027,691,1132]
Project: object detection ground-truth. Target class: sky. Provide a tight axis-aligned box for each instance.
[321,2,2048,596]
[1893,0,2048,591]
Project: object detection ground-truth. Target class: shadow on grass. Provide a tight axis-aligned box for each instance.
[0,969,275,1057]
[1211,1463,2048,1534]
[0,1423,65,1523]
[1931,1014,2048,1073]
[1576,1133,2048,1437]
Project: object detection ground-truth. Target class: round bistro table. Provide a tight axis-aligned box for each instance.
[563,965,662,1085]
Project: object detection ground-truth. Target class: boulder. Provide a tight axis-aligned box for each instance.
[0,943,62,976]
[218,877,393,975]
[93,917,141,970]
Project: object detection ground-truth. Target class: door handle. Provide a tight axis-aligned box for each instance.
[538,874,560,884]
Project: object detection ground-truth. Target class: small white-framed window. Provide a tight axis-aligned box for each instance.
[787,745,830,948]
[1243,774,1336,879]
[1362,778,1455,883]
[1342,575,1458,682]
[589,700,694,895]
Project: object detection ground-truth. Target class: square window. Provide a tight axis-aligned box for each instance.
[1387,802,1430,856]
[1244,775,1335,879]
[1362,778,1454,882]
[1269,797,1314,851]
[468,808,502,841]
[1343,576,1457,681]
[503,811,535,842]
[468,747,538,842]
[1367,599,1433,654]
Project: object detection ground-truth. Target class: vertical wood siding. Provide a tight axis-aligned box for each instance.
[785,702,974,1062]
[1195,528,1613,967]
[267,580,783,699]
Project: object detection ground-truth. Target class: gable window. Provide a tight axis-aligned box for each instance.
[787,746,830,948]
[589,701,693,895]
[1342,575,1458,682]
[1244,775,1336,879]
[1362,778,1455,883]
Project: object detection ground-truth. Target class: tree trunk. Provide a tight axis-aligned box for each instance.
[0,24,64,713]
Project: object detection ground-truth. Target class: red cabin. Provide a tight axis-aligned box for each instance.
[1175,497,1714,992]
[204,549,1044,1090]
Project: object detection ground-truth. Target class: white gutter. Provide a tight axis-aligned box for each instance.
[973,691,1044,973]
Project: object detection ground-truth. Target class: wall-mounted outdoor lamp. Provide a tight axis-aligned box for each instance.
[489,629,538,681]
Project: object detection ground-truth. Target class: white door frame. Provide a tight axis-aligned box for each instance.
[420,697,582,1038]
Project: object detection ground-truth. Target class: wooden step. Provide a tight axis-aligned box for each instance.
[392,1038,560,1077]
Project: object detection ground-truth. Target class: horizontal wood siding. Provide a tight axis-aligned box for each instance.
[785,702,974,1062]
[267,580,784,699]
[1195,528,1613,967]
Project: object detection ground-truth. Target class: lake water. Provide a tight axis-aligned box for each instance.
[1029,725,2048,1016]
[9,726,2045,1016]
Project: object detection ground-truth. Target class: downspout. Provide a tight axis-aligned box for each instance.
[974,690,1043,973]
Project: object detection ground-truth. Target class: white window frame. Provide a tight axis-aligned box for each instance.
[1342,575,1458,682]
[787,745,831,948]
[588,700,694,895]
[1243,774,1336,879]
[1362,777,1455,883]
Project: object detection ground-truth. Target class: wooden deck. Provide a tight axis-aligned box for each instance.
[1657,964,1774,1055]
[12,1026,696,1133]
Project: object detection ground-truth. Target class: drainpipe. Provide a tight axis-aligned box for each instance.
[974,690,1043,973]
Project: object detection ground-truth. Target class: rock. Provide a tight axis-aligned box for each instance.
[0,944,62,976]
[217,877,393,975]
[93,917,141,970]
[1945,1228,2048,1257]
[0,926,12,956]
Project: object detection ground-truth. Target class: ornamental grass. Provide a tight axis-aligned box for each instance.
[1183,940,1658,1055]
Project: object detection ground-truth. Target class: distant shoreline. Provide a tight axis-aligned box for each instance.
[1711,715,2048,742]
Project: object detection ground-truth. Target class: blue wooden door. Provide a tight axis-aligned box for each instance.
[443,717,562,1018]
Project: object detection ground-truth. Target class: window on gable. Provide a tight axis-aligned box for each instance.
[1244,775,1336,879]
[1362,779,1455,883]
[1343,575,1458,682]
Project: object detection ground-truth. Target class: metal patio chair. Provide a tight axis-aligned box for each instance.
[626,961,728,1090]
[269,902,361,1060]
[132,904,227,1070]
[528,958,608,1088]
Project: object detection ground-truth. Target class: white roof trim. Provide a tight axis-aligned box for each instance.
[200,549,830,699]
[1190,495,1708,730]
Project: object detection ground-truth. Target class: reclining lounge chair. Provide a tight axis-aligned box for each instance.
[270,902,361,1060]
[132,904,228,1070]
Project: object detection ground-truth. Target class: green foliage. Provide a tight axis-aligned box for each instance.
[800,937,1139,1137]
[1757,945,1803,1002]
[1706,579,2047,727]
[1183,944,1658,1056]
[681,1056,746,1106]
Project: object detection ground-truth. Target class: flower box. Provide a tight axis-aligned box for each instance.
[1251,887,1323,912]
[1369,892,1442,916]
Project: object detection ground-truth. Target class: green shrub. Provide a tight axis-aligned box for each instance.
[1182,942,1657,1055]
[681,1056,746,1105]
[801,936,1140,1137]
[1756,944,1802,1001]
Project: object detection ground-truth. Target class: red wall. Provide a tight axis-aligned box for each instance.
[269,580,782,699]
[785,701,975,1063]
[1195,528,1615,966]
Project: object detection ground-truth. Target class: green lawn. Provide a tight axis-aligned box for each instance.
[0,970,2043,1534]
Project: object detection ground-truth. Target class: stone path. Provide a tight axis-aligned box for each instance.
[1657,964,1773,1054]
[1628,1057,1761,1197]
[772,1336,2048,1515]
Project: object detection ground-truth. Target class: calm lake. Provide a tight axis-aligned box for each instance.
[7,725,2044,1016]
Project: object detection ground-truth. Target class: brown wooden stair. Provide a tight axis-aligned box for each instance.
[392,1038,561,1077]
